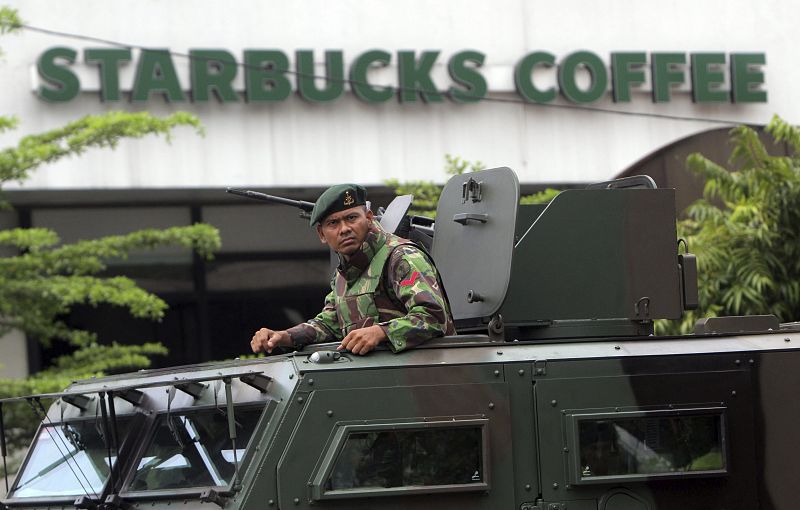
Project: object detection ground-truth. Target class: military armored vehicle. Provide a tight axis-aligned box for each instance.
[2,168,798,510]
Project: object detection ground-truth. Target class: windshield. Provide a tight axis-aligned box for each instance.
[127,406,263,492]
[10,419,130,499]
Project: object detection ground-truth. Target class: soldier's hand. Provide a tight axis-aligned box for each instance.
[251,328,292,354]
[338,325,387,355]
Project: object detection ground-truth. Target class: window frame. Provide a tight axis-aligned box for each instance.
[3,413,142,507]
[310,417,490,501]
[565,406,729,485]
[118,400,275,500]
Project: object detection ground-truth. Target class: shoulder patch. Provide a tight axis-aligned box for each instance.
[400,271,421,286]
[394,258,411,281]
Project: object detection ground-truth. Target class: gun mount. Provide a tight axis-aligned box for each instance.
[432,167,697,340]
[2,168,798,510]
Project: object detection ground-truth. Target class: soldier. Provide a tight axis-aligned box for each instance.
[251,184,455,356]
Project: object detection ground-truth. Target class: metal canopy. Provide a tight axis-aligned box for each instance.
[0,370,266,405]
[432,167,519,320]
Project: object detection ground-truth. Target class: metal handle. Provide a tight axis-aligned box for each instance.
[453,213,489,225]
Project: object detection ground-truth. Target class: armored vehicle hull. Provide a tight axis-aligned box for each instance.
[2,330,799,510]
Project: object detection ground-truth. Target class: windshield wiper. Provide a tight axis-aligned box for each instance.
[62,424,86,452]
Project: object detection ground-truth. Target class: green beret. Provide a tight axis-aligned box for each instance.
[309,184,368,225]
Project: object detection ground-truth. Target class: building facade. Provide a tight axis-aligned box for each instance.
[0,0,795,374]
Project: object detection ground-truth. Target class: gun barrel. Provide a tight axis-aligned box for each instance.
[226,188,315,212]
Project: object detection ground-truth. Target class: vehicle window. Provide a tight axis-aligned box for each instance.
[326,426,483,491]
[127,407,262,492]
[577,413,724,480]
[10,419,131,499]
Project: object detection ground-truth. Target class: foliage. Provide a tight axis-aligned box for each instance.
[520,187,561,205]
[386,154,559,218]
[0,6,21,34]
[0,111,203,186]
[0,6,220,476]
[657,115,800,334]
[0,342,167,455]
[0,6,21,58]
[385,154,485,217]
[0,225,220,347]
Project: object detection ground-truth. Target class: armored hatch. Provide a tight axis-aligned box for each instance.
[432,167,690,339]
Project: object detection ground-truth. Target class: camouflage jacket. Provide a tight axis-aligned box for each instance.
[286,222,455,352]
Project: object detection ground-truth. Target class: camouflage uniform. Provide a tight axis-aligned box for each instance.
[287,221,455,352]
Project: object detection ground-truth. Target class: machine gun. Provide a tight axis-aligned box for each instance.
[226,187,436,250]
[226,188,316,218]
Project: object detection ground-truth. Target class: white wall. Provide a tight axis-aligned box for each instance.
[0,0,795,189]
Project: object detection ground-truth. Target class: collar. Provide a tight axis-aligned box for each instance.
[337,221,386,283]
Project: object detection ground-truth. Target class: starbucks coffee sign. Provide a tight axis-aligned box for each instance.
[35,47,767,105]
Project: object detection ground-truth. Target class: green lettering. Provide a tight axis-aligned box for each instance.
[558,51,607,104]
[514,51,556,103]
[296,50,344,102]
[37,46,80,103]
[731,53,767,103]
[397,51,443,103]
[651,53,686,102]
[84,48,131,102]
[611,52,647,102]
[190,49,238,102]
[349,50,393,103]
[447,50,486,103]
[243,50,291,102]
[691,53,727,103]
[132,49,185,102]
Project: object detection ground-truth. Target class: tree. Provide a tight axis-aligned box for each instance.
[386,154,559,217]
[0,6,220,471]
[658,115,800,334]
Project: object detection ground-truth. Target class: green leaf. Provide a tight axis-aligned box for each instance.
[661,115,800,334]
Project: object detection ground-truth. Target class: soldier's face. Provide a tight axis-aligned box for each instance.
[317,206,374,256]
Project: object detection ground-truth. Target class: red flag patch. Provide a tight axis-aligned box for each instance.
[400,271,421,286]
